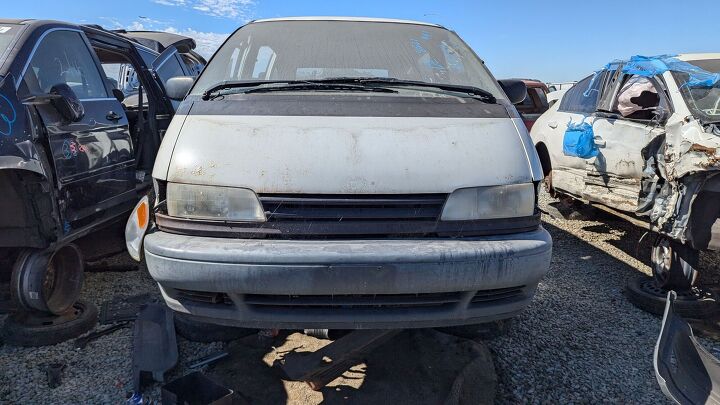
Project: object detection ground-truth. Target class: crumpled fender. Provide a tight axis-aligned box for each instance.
[0,140,47,177]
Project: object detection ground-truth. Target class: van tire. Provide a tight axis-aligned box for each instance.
[174,312,255,342]
[1,300,98,347]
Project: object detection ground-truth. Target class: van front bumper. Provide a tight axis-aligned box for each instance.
[143,227,552,329]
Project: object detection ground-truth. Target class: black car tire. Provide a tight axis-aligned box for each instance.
[625,276,719,318]
[651,237,699,290]
[174,312,255,342]
[1,300,98,347]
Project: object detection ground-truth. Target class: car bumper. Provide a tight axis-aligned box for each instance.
[143,227,552,329]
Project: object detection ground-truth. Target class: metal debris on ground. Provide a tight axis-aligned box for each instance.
[131,304,178,395]
[161,371,241,405]
[187,350,230,370]
[279,329,401,390]
[43,363,66,389]
[74,322,130,349]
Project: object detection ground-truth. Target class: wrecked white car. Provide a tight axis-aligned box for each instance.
[531,53,720,290]
[126,17,552,330]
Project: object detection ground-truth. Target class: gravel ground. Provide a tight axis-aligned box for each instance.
[1,190,720,403]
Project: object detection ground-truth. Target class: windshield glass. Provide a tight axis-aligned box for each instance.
[191,20,504,99]
[0,24,21,63]
[672,59,720,122]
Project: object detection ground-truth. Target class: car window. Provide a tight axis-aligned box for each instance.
[558,74,602,114]
[155,51,186,88]
[102,63,140,96]
[181,54,204,76]
[612,74,667,121]
[21,30,108,99]
[138,47,157,67]
[533,87,549,108]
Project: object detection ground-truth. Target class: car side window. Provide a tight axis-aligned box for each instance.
[21,30,108,99]
[558,74,602,114]
[155,51,186,87]
[611,74,668,121]
[533,87,549,109]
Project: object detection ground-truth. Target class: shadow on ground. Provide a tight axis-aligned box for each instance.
[208,329,496,405]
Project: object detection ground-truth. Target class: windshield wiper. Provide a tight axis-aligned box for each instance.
[202,78,496,103]
[320,77,497,103]
[241,82,398,95]
[201,80,399,100]
[202,80,302,100]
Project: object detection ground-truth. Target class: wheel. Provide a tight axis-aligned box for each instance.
[11,245,84,315]
[436,319,511,340]
[651,236,699,290]
[174,312,256,342]
[625,276,719,318]
[1,300,98,347]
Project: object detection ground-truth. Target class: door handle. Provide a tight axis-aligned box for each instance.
[548,121,558,129]
[106,111,122,122]
[593,136,606,147]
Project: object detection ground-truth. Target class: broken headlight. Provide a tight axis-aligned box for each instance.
[166,183,266,222]
[441,183,535,220]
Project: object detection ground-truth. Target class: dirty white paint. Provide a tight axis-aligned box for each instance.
[154,115,536,194]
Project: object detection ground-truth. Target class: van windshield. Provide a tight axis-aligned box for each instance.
[191,20,505,99]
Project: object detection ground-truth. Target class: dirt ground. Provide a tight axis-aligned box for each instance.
[209,329,496,404]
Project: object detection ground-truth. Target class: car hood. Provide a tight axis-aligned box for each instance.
[155,114,540,194]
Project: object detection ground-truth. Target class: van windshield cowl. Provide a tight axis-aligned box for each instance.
[202,77,497,103]
[191,20,505,101]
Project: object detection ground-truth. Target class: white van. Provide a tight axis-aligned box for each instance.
[126,17,552,330]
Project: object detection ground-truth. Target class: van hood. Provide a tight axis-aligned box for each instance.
[157,114,540,194]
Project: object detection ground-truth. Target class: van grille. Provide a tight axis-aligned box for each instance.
[259,194,447,222]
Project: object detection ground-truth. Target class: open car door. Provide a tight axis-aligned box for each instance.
[151,45,191,111]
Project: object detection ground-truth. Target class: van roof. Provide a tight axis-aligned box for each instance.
[251,16,443,28]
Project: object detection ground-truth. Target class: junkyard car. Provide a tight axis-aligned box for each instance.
[531,53,720,290]
[514,79,549,131]
[127,17,553,330]
[0,19,201,315]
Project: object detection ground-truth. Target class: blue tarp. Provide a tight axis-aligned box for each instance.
[621,55,720,88]
[563,121,598,159]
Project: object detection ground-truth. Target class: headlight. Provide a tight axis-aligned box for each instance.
[167,183,266,222]
[441,183,535,220]
[125,195,150,261]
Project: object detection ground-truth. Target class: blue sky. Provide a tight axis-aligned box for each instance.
[3,0,718,82]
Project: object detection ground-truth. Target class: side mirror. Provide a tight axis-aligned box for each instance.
[49,83,84,122]
[165,76,194,101]
[499,79,528,105]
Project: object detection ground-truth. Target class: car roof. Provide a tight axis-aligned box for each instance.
[676,53,720,62]
[251,16,443,28]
